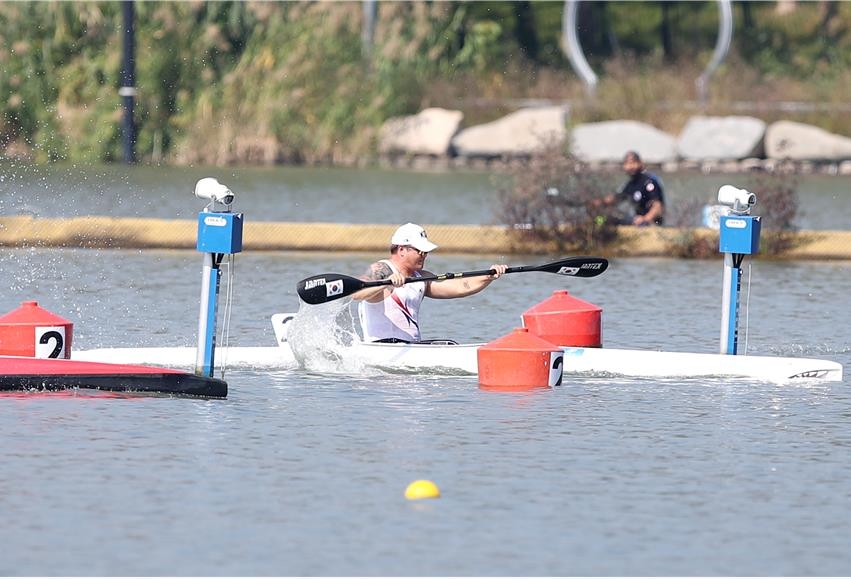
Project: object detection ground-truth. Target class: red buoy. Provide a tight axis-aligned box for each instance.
[0,301,74,359]
[477,328,563,390]
[522,290,602,347]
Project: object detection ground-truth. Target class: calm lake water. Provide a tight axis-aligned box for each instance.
[2,161,850,230]
[1,164,850,576]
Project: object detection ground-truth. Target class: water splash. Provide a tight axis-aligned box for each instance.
[288,299,377,375]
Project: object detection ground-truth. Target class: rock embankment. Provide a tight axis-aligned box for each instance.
[378,107,851,175]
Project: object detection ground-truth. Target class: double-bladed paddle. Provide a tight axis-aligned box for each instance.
[296,256,608,305]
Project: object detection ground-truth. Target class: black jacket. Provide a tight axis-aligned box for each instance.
[617,171,665,225]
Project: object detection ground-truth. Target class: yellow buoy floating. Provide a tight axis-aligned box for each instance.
[405,479,440,500]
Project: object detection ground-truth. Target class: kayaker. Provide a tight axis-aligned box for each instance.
[353,222,508,343]
[597,150,665,226]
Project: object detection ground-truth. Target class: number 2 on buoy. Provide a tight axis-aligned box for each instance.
[548,352,564,387]
[36,327,66,359]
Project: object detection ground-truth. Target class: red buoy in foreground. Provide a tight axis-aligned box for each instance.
[477,328,563,390]
[0,301,74,359]
[522,290,602,347]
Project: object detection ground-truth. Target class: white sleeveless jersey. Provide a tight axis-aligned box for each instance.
[358,260,426,342]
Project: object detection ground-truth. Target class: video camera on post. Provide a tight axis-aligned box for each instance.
[717,185,756,215]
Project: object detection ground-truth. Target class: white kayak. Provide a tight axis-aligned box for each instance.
[560,347,842,382]
[73,314,299,370]
[72,345,295,370]
[72,314,481,375]
[72,313,843,382]
[287,340,843,381]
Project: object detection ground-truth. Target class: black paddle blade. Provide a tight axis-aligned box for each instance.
[297,273,367,305]
[544,256,608,277]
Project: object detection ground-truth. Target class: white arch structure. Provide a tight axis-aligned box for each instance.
[561,0,598,92]
[562,0,733,100]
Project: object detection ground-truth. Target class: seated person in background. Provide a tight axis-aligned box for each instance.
[598,150,665,226]
[353,222,508,343]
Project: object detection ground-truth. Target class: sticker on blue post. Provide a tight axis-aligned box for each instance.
[719,215,761,255]
[197,212,244,254]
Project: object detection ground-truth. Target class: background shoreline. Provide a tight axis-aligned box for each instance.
[2,216,849,260]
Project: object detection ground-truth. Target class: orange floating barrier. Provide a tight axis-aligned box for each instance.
[522,290,602,347]
[477,328,563,390]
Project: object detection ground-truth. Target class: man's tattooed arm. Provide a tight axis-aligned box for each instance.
[365,262,393,281]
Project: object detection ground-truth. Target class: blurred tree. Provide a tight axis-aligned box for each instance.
[1,1,850,165]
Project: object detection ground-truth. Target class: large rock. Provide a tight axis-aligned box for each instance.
[570,120,677,164]
[765,120,851,160]
[677,116,766,160]
[451,106,569,157]
[379,108,464,156]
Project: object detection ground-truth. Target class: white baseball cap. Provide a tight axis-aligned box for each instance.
[391,223,438,252]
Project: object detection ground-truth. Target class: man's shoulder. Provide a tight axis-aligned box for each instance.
[641,171,664,192]
[642,171,663,185]
[367,260,394,279]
